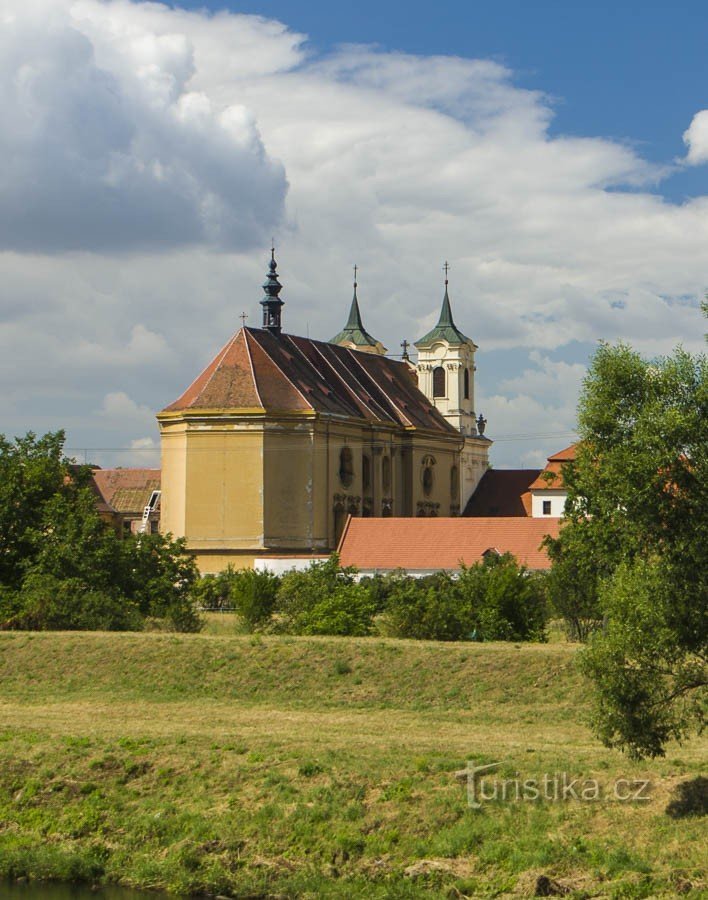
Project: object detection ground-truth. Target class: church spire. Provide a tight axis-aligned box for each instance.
[260,243,284,335]
[414,261,474,349]
[329,266,387,355]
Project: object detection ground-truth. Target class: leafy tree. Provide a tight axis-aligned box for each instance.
[0,430,201,632]
[0,431,72,590]
[557,341,707,757]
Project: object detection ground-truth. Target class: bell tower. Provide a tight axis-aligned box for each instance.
[414,263,490,510]
[414,263,478,436]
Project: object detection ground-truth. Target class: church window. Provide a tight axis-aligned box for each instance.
[362,454,371,491]
[543,500,552,516]
[464,368,470,400]
[450,466,459,499]
[433,366,446,397]
[421,454,436,497]
[339,447,354,487]
[382,455,391,492]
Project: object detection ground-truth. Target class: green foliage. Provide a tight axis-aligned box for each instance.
[382,555,548,642]
[458,554,548,642]
[122,533,201,633]
[11,574,141,631]
[228,567,280,630]
[382,572,473,641]
[0,430,201,633]
[0,430,76,590]
[543,519,604,641]
[557,341,708,757]
[276,555,377,636]
[581,559,707,759]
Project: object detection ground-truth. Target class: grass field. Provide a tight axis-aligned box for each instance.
[0,626,705,898]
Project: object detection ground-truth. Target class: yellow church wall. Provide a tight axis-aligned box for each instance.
[183,426,264,551]
[263,422,329,551]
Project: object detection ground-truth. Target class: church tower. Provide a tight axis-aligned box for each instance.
[330,268,387,355]
[414,264,490,511]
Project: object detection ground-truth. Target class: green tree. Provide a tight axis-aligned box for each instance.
[0,431,71,590]
[0,430,201,632]
[558,341,707,757]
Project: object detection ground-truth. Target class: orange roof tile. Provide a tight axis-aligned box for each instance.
[528,442,579,491]
[338,517,560,571]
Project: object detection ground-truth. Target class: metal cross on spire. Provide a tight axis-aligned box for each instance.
[443,260,450,284]
[353,263,358,286]
[400,339,410,361]
[239,312,248,327]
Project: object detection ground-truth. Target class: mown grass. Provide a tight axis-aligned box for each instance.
[0,631,705,898]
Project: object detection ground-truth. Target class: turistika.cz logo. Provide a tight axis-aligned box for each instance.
[455,761,651,809]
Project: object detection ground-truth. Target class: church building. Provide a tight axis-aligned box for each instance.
[157,252,490,572]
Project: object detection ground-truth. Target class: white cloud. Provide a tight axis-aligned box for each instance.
[0,0,287,252]
[683,110,708,165]
[1,0,706,468]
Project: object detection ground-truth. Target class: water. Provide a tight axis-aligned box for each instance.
[1,884,167,900]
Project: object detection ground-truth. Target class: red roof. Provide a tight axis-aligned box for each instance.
[529,442,578,491]
[163,327,457,434]
[547,443,578,462]
[91,468,161,515]
[338,517,560,571]
[463,469,541,517]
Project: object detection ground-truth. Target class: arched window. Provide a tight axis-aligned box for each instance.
[432,366,446,398]
[450,466,459,500]
[362,454,371,492]
[382,455,391,492]
[422,454,436,497]
[464,368,470,400]
[339,447,354,487]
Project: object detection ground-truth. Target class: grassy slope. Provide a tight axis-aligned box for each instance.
[0,630,704,898]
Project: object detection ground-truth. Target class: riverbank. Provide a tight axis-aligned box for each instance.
[0,631,705,897]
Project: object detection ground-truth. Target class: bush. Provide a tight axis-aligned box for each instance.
[457,554,548,642]
[381,572,474,641]
[4,574,142,631]
[381,556,548,642]
[276,555,376,636]
[229,568,280,630]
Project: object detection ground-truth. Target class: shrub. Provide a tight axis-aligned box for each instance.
[457,554,548,642]
[228,568,280,631]
[381,573,474,641]
[276,555,376,636]
[5,574,142,631]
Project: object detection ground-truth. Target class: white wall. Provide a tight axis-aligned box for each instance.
[531,490,567,518]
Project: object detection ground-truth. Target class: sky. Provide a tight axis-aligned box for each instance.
[1,0,707,469]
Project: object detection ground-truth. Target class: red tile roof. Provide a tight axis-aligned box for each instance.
[91,468,161,515]
[528,443,578,491]
[548,443,578,462]
[338,516,560,571]
[163,327,458,434]
[463,469,541,517]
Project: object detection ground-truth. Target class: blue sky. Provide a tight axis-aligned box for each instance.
[1,0,707,469]
[174,0,708,199]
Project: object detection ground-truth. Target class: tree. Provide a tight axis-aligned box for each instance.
[557,341,707,758]
[0,430,201,632]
